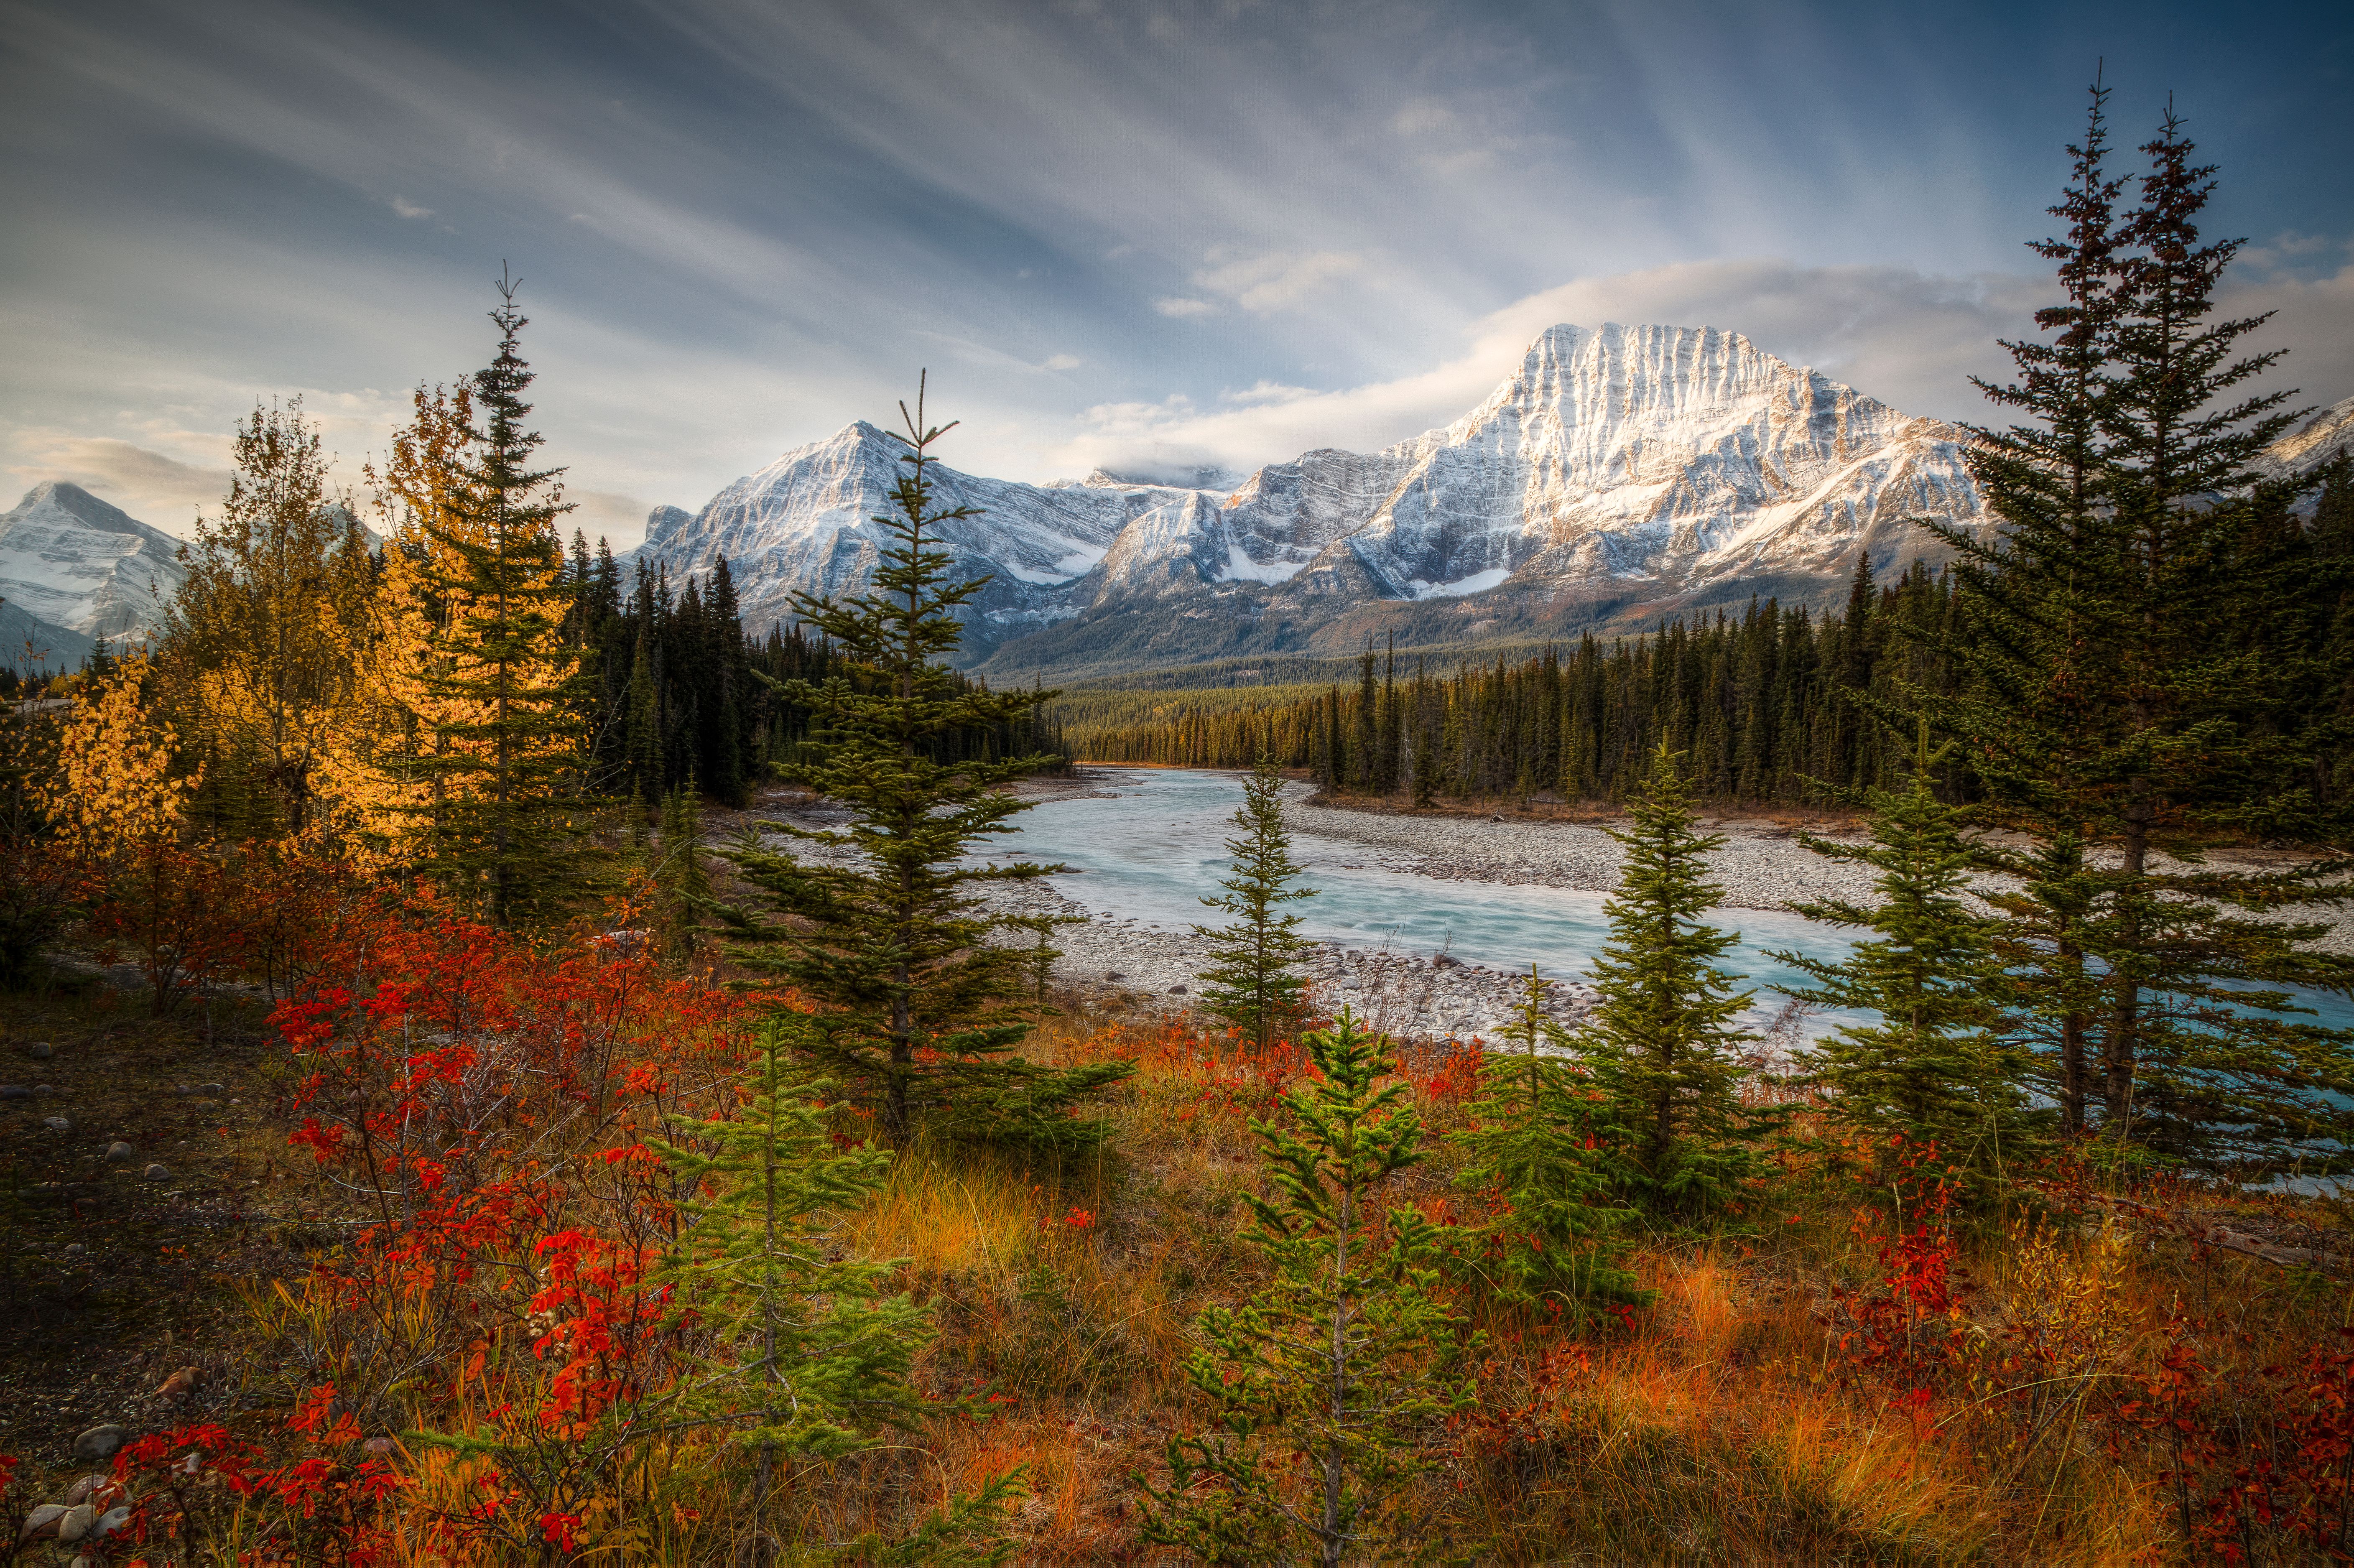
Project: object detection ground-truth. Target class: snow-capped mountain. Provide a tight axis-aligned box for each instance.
[625,322,2354,679]
[2255,395,2354,486]
[0,481,186,663]
[630,420,1214,658]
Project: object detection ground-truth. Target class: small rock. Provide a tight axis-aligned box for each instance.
[56,1502,95,1542]
[61,1475,109,1505]
[34,1083,56,1096]
[143,1163,171,1182]
[64,1242,86,1257]
[28,1041,53,1060]
[43,1116,70,1132]
[71,1424,125,1462]
[198,1082,226,1096]
[0,1084,27,1099]
[1168,984,1188,994]
[1104,971,1126,982]
[363,1435,395,1456]
[92,1505,130,1541]
[19,1503,66,1540]
[105,1142,135,1162]
[156,1365,200,1398]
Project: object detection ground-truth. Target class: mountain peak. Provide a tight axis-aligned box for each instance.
[11,479,155,537]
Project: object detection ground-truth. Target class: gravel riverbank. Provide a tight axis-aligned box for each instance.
[743,767,2353,1045]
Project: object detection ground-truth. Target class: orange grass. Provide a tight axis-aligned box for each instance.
[102,988,2354,1563]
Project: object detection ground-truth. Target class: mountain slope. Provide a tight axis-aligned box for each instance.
[627,323,2351,683]
[0,481,186,646]
[627,421,1211,660]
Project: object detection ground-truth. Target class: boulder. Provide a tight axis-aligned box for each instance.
[71,1424,125,1462]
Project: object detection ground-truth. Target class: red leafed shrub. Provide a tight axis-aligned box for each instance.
[2105,1322,2354,1561]
[237,884,769,1555]
[1823,1137,1966,1413]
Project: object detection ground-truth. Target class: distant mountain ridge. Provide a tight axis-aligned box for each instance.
[9,338,2346,683]
[633,324,2021,677]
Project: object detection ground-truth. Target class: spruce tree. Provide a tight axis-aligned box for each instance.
[1192,755,1314,1048]
[717,380,1130,1148]
[1929,91,2354,1170]
[1141,1010,1474,1567]
[1776,725,2041,1200]
[403,274,584,927]
[653,783,710,970]
[651,1019,931,1509]
[1574,743,1766,1220]
[1451,966,1646,1317]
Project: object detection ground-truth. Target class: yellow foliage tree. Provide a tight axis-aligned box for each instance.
[37,658,199,864]
[339,306,584,925]
[163,399,375,842]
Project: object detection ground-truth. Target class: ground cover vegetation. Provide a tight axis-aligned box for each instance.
[2,87,2354,1565]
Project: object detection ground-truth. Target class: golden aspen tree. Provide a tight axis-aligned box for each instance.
[37,658,199,862]
[163,399,375,841]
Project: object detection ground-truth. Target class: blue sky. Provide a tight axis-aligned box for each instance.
[3,0,2348,545]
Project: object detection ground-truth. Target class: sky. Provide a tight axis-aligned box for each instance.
[3,0,2349,548]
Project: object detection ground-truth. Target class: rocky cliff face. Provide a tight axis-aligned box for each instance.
[633,324,2007,674]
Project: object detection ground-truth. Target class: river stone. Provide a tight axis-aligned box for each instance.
[71,1425,124,1462]
[61,1475,107,1504]
[143,1163,170,1182]
[105,1142,135,1162]
[198,1082,225,1096]
[92,1505,130,1540]
[20,1503,66,1539]
[28,1041,53,1060]
[56,1503,94,1543]
[43,1117,70,1133]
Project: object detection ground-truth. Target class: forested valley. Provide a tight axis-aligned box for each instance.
[2,85,2354,1567]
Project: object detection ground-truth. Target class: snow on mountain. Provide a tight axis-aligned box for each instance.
[0,481,186,648]
[1084,323,1984,613]
[2254,395,2354,484]
[0,596,93,673]
[628,421,1206,658]
[630,325,2352,678]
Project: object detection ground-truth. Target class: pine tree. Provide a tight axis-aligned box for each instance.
[1451,966,1646,1316]
[1192,755,1314,1048]
[651,1019,932,1519]
[1574,744,1766,1220]
[717,380,1129,1148]
[400,275,584,927]
[1776,724,2041,1200]
[1141,1010,1474,1566]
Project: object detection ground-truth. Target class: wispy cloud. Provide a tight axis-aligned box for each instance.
[1191,250,1369,315]
[0,0,2345,532]
[6,433,234,532]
